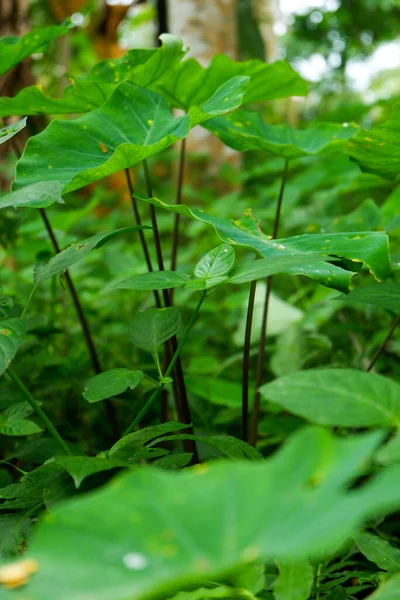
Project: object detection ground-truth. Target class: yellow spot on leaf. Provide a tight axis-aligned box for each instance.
[98,142,108,154]
[147,119,153,126]
[48,165,53,169]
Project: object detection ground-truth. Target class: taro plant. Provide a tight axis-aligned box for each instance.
[1,21,400,600]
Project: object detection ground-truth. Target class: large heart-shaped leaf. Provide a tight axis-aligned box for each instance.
[35,227,149,284]
[5,428,400,599]
[346,103,400,180]
[0,118,26,145]
[128,308,181,356]
[141,198,392,291]
[341,282,400,314]
[0,319,26,376]
[259,369,400,427]
[204,111,358,157]
[0,182,64,210]
[13,78,248,193]
[0,23,71,76]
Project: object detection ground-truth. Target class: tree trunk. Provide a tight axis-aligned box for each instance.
[253,0,280,62]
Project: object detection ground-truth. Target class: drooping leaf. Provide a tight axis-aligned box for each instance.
[6,428,400,599]
[0,182,64,210]
[0,118,26,144]
[273,561,314,600]
[141,198,392,291]
[35,227,148,284]
[204,111,358,157]
[83,369,144,403]
[340,282,400,314]
[107,271,190,292]
[354,532,400,573]
[193,244,235,288]
[128,307,181,356]
[260,369,400,427]
[107,422,190,460]
[346,103,400,180]
[13,78,248,193]
[0,23,72,76]
[0,319,26,376]
[152,55,307,109]
[54,456,129,489]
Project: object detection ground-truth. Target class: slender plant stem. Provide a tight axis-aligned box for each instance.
[123,293,205,437]
[367,314,400,372]
[249,157,289,447]
[39,209,120,439]
[241,281,257,442]
[170,138,186,275]
[7,368,71,455]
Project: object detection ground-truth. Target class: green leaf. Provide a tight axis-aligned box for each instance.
[128,307,181,355]
[83,369,144,403]
[346,103,400,180]
[186,375,249,408]
[36,227,148,284]
[0,402,42,436]
[108,422,190,460]
[193,244,235,288]
[204,111,358,158]
[54,456,129,489]
[227,254,332,284]
[0,514,31,560]
[153,55,307,109]
[0,23,72,76]
[0,118,26,144]
[14,78,248,193]
[167,585,256,600]
[0,182,64,210]
[365,573,400,599]
[7,428,400,599]
[273,561,314,600]
[149,433,262,461]
[259,369,400,427]
[376,433,400,466]
[107,271,190,292]
[354,532,400,573]
[0,318,26,376]
[141,198,392,291]
[341,283,400,314]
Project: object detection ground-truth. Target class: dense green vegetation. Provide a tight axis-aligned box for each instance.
[1,11,400,600]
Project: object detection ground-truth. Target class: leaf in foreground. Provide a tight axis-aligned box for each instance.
[260,368,400,427]
[4,428,400,599]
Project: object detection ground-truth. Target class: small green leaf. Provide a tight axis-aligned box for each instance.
[260,369,400,427]
[36,227,148,284]
[0,118,26,144]
[0,23,72,76]
[205,111,358,158]
[354,532,400,573]
[128,307,181,356]
[54,456,129,489]
[194,244,235,288]
[0,318,26,376]
[273,561,314,600]
[0,182,64,210]
[83,369,144,403]
[341,282,400,314]
[107,271,190,292]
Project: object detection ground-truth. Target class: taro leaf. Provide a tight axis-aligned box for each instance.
[346,103,400,181]
[152,54,307,108]
[36,227,148,284]
[0,118,26,144]
[107,422,190,460]
[108,271,190,292]
[194,244,235,287]
[0,23,72,76]
[365,574,400,599]
[354,532,400,573]
[273,561,314,600]
[83,369,144,403]
[204,111,358,157]
[128,308,181,355]
[0,182,64,210]
[54,456,129,489]
[7,428,400,599]
[260,369,400,428]
[0,514,31,560]
[0,402,42,436]
[142,198,392,291]
[341,283,400,314]
[0,318,26,376]
[13,78,248,193]
[0,80,115,117]
[89,34,185,89]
